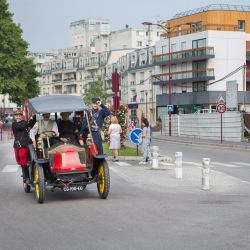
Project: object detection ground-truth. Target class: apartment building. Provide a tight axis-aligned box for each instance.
[70,18,110,49]
[153,4,250,119]
[109,26,162,50]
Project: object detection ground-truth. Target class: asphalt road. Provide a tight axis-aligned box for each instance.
[0,142,250,250]
[146,138,250,183]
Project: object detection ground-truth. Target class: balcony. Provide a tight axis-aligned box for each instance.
[154,47,215,66]
[152,68,215,85]
[52,79,62,83]
[161,24,238,38]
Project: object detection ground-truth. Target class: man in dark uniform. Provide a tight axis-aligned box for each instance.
[12,110,36,183]
[79,98,110,154]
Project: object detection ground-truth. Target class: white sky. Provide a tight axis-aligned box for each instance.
[7,0,250,52]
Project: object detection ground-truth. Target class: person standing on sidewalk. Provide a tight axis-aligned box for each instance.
[139,117,152,164]
[109,116,122,161]
[12,110,36,183]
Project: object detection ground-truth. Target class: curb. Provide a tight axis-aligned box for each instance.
[152,137,250,151]
[107,155,173,162]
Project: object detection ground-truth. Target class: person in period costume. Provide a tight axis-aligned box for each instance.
[79,98,111,154]
[30,113,59,148]
[12,110,36,183]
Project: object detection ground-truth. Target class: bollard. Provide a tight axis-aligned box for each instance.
[201,158,210,190]
[175,152,183,178]
[151,146,159,169]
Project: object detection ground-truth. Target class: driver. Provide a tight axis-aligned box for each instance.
[30,113,59,148]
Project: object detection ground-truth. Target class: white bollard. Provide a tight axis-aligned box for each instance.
[151,146,159,169]
[202,158,211,190]
[175,152,183,178]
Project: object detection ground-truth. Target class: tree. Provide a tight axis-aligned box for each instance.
[0,0,39,105]
[83,78,108,107]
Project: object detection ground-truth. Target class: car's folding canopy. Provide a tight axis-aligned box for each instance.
[28,95,87,113]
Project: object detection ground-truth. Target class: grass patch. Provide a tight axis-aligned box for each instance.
[103,143,141,156]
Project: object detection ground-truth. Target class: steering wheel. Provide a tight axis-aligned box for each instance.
[41,130,57,137]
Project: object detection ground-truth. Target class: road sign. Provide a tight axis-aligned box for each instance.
[167,105,174,112]
[129,128,143,145]
[217,95,226,104]
[216,103,226,114]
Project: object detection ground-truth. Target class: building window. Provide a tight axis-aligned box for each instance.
[140,72,144,84]
[192,38,206,49]
[192,82,206,92]
[238,20,245,31]
[137,41,142,47]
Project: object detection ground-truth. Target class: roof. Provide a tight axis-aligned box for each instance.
[28,95,86,113]
[172,4,250,19]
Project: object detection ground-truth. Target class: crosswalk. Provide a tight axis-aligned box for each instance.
[0,161,249,173]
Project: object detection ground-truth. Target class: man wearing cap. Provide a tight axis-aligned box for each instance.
[79,98,110,154]
[12,110,36,184]
[30,113,58,148]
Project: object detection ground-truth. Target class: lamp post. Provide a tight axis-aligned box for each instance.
[142,21,172,136]
[145,91,148,118]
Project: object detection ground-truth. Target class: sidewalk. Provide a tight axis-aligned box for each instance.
[152,131,250,151]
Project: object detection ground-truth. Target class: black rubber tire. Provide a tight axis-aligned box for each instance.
[97,159,110,199]
[34,164,45,204]
[23,181,31,193]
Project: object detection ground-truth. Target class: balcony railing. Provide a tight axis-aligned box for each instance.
[152,68,215,85]
[161,24,238,38]
[154,47,214,65]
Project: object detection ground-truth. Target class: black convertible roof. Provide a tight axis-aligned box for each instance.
[28,95,87,113]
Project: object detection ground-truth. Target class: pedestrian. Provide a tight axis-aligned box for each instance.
[109,116,122,161]
[139,117,152,164]
[134,117,140,128]
[12,110,36,183]
[129,120,135,130]
[79,98,111,154]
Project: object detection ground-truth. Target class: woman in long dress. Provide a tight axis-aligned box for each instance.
[109,116,122,161]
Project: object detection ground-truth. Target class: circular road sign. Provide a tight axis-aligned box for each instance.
[129,128,143,145]
[216,103,226,114]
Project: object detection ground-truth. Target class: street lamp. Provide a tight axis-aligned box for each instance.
[142,21,172,136]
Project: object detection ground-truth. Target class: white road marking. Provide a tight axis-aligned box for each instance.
[241,180,250,185]
[231,162,250,167]
[183,161,202,167]
[115,161,132,167]
[160,162,174,166]
[2,165,19,173]
[212,162,243,168]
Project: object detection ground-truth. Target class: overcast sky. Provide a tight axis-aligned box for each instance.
[8,0,250,52]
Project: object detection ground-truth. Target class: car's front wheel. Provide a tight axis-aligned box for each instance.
[97,159,110,199]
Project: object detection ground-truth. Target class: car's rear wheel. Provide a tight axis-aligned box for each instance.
[34,164,45,203]
[97,159,110,199]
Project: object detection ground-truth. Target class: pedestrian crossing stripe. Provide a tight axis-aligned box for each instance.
[115,162,131,167]
[232,162,250,167]
[212,162,243,168]
[2,165,19,173]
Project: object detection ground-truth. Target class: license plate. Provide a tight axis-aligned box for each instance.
[63,185,85,192]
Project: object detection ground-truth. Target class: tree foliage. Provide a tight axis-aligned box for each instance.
[83,78,108,107]
[0,0,39,105]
